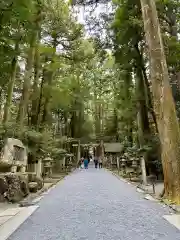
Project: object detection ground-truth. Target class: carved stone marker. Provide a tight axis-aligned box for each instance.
[0,138,27,173]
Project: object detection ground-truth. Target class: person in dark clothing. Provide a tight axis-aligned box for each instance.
[79,157,84,169]
[94,157,98,169]
[99,158,103,168]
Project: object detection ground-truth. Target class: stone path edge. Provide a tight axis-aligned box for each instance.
[105,168,180,213]
[19,168,76,207]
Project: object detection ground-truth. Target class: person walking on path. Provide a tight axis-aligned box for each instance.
[94,156,98,169]
[79,157,84,169]
[99,158,103,168]
[84,158,89,169]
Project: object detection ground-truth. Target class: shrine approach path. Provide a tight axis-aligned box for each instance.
[8,167,180,240]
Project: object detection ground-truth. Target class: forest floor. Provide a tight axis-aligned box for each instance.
[3,165,180,240]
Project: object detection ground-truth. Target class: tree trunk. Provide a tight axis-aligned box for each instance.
[31,38,41,126]
[95,101,101,139]
[77,140,81,166]
[70,110,76,138]
[137,110,147,185]
[42,71,54,124]
[3,41,19,124]
[136,65,150,138]
[140,0,180,202]
[165,4,180,118]
[113,108,119,142]
[63,111,68,136]
[41,36,57,125]
[0,88,3,120]
[17,1,42,128]
[136,67,149,185]
[123,71,133,145]
[16,33,37,127]
[134,43,158,133]
[35,67,46,129]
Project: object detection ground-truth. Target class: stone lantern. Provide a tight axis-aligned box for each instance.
[121,158,126,173]
[132,159,138,168]
[43,156,53,177]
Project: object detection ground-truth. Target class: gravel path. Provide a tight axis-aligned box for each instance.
[9,167,180,240]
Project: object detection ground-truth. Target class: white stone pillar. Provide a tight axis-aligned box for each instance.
[36,159,42,178]
[117,156,120,173]
[62,157,65,166]
[140,156,147,185]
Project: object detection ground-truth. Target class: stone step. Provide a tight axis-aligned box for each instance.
[0,216,12,226]
[0,206,38,240]
[0,207,25,217]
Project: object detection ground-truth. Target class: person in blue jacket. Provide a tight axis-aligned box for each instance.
[84,157,89,169]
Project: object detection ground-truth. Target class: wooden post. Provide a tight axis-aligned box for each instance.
[76,140,81,167]
[110,155,113,170]
[117,156,120,174]
[100,139,104,164]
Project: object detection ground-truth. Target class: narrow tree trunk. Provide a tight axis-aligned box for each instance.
[100,139,104,164]
[31,39,41,126]
[135,43,158,133]
[35,67,46,129]
[113,108,119,142]
[16,33,37,127]
[137,111,147,185]
[41,36,57,125]
[142,66,158,133]
[136,68,149,185]
[77,140,81,167]
[100,102,104,137]
[127,126,133,146]
[17,1,42,128]
[140,0,180,202]
[3,41,19,124]
[165,5,180,118]
[95,101,101,138]
[0,88,3,120]
[136,66,150,137]
[63,111,68,136]
[123,71,133,145]
[42,70,54,124]
[70,110,76,138]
